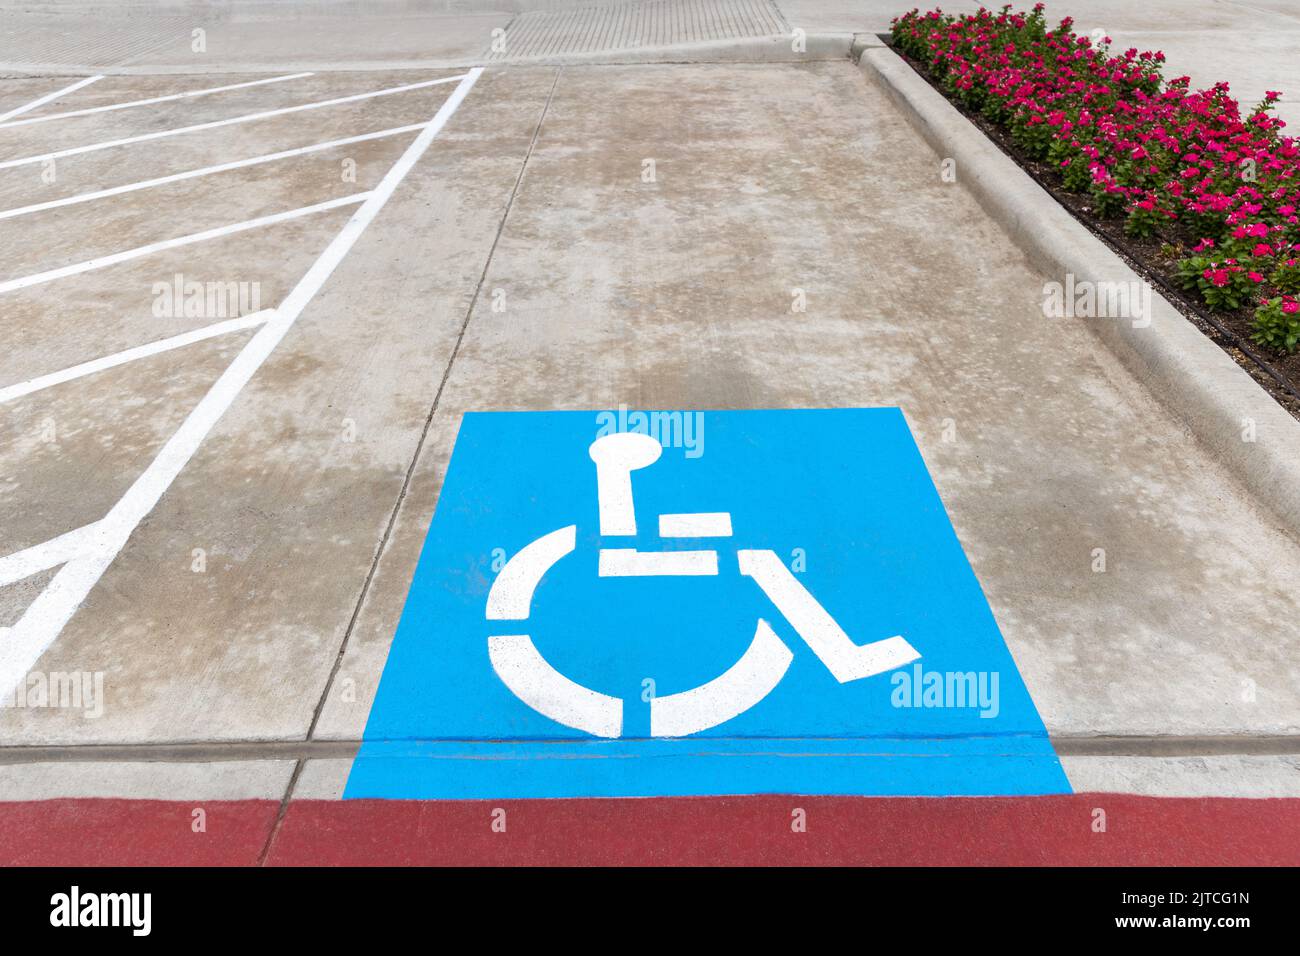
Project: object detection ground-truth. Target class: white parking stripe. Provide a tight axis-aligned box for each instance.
[0,68,484,702]
[0,73,313,129]
[0,76,103,125]
[0,74,468,171]
[0,193,369,295]
[0,311,274,405]
[0,123,426,221]
[0,523,101,589]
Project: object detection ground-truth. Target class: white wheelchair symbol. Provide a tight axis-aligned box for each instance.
[486,432,921,738]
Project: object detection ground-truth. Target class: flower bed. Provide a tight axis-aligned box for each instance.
[891,4,1300,355]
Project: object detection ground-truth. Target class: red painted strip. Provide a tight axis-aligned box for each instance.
[2,795,1295,866]
[268,795,1300,866]
[0,799,279,867]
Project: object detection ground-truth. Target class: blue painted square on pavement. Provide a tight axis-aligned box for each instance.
[346,408,1070,798]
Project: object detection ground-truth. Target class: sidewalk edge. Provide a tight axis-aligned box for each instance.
[859,44,1300,540]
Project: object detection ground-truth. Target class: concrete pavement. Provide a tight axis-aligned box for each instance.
[0,0,1299,861]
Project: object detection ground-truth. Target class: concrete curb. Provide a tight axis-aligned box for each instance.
[859,44,1300,540]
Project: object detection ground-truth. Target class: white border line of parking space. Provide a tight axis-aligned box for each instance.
[0,310,274,405]
[0,524,101,589]
[0,73,313,129]
[0,123,426,222]
[0,67,484,701]
[0,76,103,125]
[0,193,370,294]
[0,73,469,171]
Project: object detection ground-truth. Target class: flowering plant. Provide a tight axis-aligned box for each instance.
[892,5,1300,352]
[1253,296,1300,352]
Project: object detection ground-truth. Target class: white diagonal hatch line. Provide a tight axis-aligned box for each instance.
[0,75,102,125]
[0,72,312,129]
[0,195,370,295]
[0,523,102,589]
[0,74,468,171]
[0,123,424,222]
[0,311,274,405]
[0,68,484,701]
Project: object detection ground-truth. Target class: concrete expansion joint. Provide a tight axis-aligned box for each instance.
[4,735,1300,765]
[299,73,561,758]
[848,33,886,62]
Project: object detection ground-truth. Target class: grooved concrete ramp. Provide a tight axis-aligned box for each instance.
[486,0,790,61]
[0,11,191,70]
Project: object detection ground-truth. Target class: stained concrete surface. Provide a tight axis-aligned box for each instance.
[315,61,1300,751]
[1060,754,1300,797]
[2,332,257,554]
[2,66,558,746]
[0,759,293,800]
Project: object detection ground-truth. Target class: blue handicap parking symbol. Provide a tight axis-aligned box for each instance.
[346,408,1070,798]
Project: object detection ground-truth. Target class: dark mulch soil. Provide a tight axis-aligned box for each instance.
[887,38,1300,422]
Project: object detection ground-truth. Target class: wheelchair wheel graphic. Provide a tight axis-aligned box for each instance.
[485,432,919,738]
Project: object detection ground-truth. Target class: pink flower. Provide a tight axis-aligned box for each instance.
[892,6,1300,287]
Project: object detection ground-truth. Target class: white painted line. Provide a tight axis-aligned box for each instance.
[0,73,468,171]
[0,311,273,405]
[588,433,661,536]
[658,512,733,537]
[0,124,425,222]
[738,549,920,683]
[0,68,483,702]
[650,619,792,737]
[488,634,623,738]
[598,548,718,576]
[486,525,575,620]
[0,73,313,129]
[0,523,101,589]
[0,194,369,295]
[0,76,102,125]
